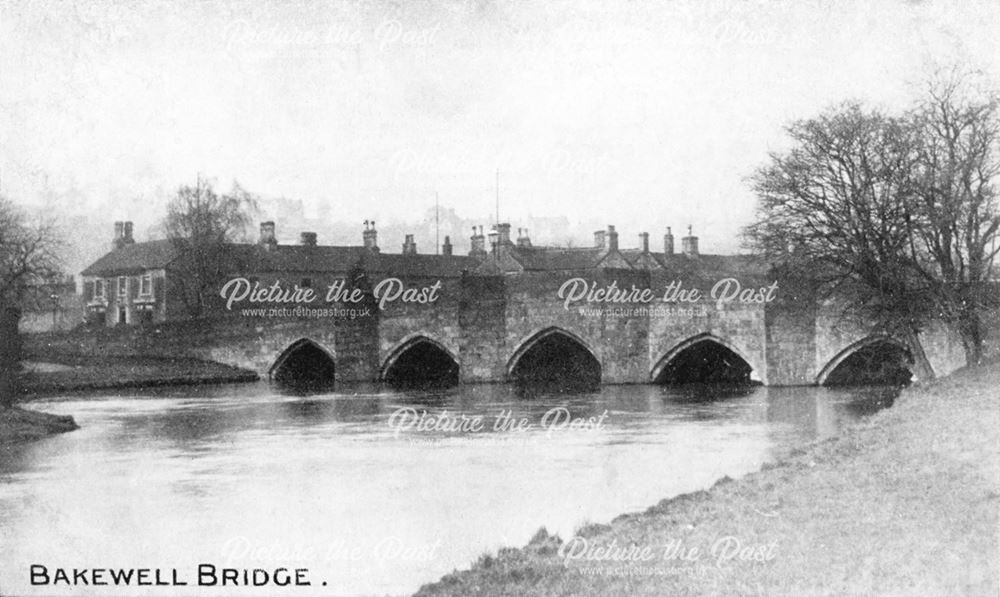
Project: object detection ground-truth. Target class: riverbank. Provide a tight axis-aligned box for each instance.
[0,406,78,444]
[18,356,258,397]
[416,363,1000,596]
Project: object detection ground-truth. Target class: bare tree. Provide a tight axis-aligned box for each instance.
[747,69,1000,372]
[0,196,62,408]
[163,178,258,318]
[906,70,1000,365]
[744,103,936,377]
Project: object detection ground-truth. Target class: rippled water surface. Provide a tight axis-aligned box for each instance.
[0,382,898,596]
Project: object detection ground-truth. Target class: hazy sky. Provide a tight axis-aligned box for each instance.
[2,0,998,254]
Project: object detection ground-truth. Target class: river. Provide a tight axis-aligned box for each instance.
[0,382,898,596]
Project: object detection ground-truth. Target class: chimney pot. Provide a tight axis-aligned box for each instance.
[300,231,317,246]
[402,234,417,255]
[112,221,126,250]
[639,232,649,253]
[664,226,675,256]
[470,226,486,258]
[516,227,532,248]
[442,235,453,256]
[681,226,699,257]
[594,230,606,249]
[606,225,619,251]
[363,220,379,252]
[494,223,511,245]
[259,221,277,249]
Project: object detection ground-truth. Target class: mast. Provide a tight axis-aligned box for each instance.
[435,191,440,255]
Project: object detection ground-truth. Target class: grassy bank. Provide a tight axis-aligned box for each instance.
[0,406,78,444]
[416,364,1000,597]
[18,355,258,396]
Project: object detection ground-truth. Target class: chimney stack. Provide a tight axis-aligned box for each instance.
[123,221,134,245]
[516,227,532,248]
[639,232,649,253]
[363,220,379,252]
[402,234,417,255]
[469,226,486,258]
[493,223,512,245]
[259,221,277,250]
[112,221,125,250]
[681,225,699,257]
[300,231,317,246]
[442,235,453,256]
[606,225,619,251]
[664,227,675,256]
[594,230,606,249]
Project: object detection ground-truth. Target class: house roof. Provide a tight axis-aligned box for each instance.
[81,239,762,280]
[504,246,606,271]
[365,253,477,277]
[80,240,179,276]
[81,240,477,278]
[476,244,764,275]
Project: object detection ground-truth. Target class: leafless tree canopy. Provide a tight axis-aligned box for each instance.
[0,196,63,408]
[162,179,258,318]
[908,71,1000,362]
[0,197,63,308]
[746,71,1000,365]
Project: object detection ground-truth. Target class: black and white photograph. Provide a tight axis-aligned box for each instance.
[1,1,998,595]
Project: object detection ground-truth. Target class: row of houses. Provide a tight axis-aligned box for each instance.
[75,219,744,327]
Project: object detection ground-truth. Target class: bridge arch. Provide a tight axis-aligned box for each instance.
[269,337,337,387]
[507,326,601,386]
[381,334,460,386]
[651,332,759,384]
[816,335,914,386]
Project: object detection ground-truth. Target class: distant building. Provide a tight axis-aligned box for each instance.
[79,217,761,328]
[471,222,761,279]
[79,220,476,327]
[80,221,176,326]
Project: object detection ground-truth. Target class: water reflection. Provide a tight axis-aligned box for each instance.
[0,381,899,596]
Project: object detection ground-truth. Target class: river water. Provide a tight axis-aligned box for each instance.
[0,382,898,596]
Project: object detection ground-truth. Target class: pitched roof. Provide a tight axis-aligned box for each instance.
[630,251,768,280]
[365,253,477,277]
[81,240,477,278]
[81,239,762,281]
[232,245,371,273]
[80,240,179,276]
[505,246,605,271]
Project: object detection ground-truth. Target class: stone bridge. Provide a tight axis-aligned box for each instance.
[156,271,969,387]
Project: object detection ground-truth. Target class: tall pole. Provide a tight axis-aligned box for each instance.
[435,191,440,255]
[495,168,500,225]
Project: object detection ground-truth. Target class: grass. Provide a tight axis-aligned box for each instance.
[0,406,78,444]
[415,363,1000,597]
[18,355,258,396]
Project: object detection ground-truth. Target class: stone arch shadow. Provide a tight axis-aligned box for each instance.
[506,326,602,385]
[650,332,762,384]
[269,337,338,386]
[815,335,914,386]
[380,333,460,386]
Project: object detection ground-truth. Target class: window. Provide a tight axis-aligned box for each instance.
[140,273,152,296]
[94,279,105,300]
[117,276,127,298]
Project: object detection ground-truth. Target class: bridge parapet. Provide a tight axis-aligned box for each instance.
[26,269,974,386]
